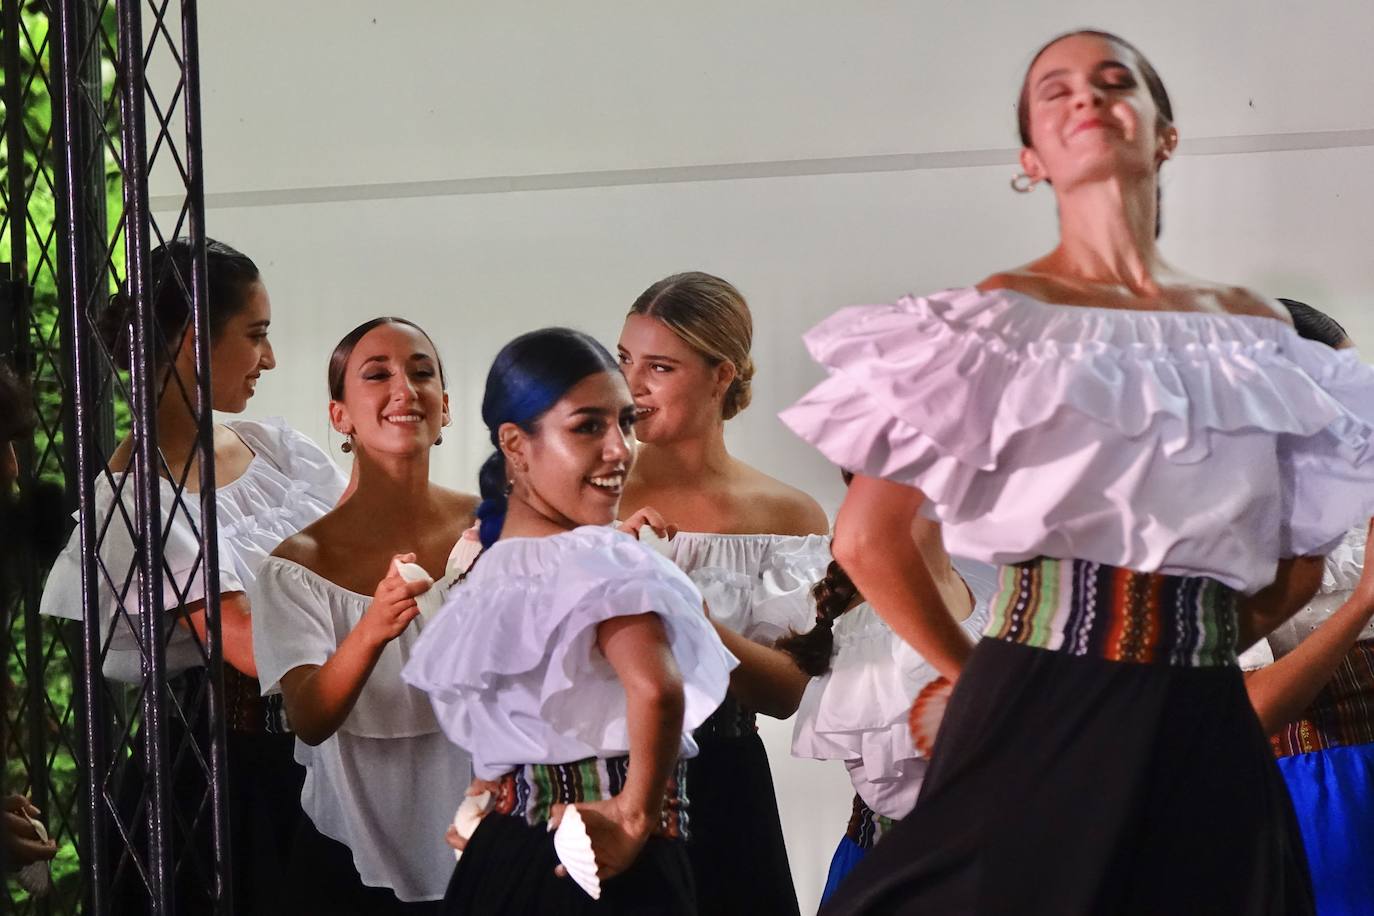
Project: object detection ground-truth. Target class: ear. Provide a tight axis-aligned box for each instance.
[440,391,451,429]
[1019,147,1046,183]
[713,360,737,401]
[497,421,527,470]
[328,399,352,436]
[1156,124,1179,165]
[167,324,198,384]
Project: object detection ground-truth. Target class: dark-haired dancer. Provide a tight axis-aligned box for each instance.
[252,318,475,913]
[783,30,1374,915]
[403,327,736,914]
[40,238,346,913]
[617,272,830,916]
[779,481,998,906]
[1241,300,1374,916]
[1,361,59,879]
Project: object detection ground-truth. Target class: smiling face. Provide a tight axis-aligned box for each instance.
[329,321,449,458]
[204,280,275,413]
[1019,32,1176,192]
[616,312,733,444]
[502,370,637,530]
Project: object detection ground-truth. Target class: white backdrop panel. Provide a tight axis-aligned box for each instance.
[170,0,1374,196]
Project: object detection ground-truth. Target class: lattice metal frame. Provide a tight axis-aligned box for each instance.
[4,0,233,911]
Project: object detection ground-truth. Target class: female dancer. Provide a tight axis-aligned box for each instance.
[402,327,736,914]
[617,271,830,916]
[40,238,347,913]
[251,317,475,913]
[1,361,59,877]
[1242,300,1374,916]
[783,30,1374,914]
[780,476,998,907]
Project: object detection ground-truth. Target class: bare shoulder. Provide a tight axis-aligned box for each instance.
[435,486,480,523]
[1212,285,1292,323]
[270,515,333,569]
[975,269,1040,295]
[734,464,829,536]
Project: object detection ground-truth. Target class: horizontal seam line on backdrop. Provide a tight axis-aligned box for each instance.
[153,127,1374,212]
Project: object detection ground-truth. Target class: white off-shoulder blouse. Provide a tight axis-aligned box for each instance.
[781,287,1374,595]
[401,525,738,782]
[39,417,347,682]
[654,531,833,645]
[792,557,1000,818]
[250,557,471,902]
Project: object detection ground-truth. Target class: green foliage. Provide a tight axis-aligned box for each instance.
[2,2,124,910]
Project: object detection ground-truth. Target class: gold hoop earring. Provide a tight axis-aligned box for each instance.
[1010,172,1039,194]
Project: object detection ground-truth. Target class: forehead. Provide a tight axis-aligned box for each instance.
[618,312,695,355]
[349,322,437,366]
[551,370,631,412]
[1030,33,1134,79]
[227,280,271,322]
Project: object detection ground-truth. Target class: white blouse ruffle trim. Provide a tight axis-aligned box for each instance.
[781,288,1374,594]
[792,557,999,817]
[402,525,738,781]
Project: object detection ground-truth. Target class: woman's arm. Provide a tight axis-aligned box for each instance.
[709,623,809,719]
[1245,520,1374,735]
[279,557,430,746]
[1237,556,1327,650]
[832,476,974,682]
[595,613,685,837]
[545,613,684,883]
[181,592,256,678]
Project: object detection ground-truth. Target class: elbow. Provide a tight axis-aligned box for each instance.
[831,525,878,580]
[634,670,686,727]
[293,723,328,747]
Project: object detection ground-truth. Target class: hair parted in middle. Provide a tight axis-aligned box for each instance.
[628,271,755,419]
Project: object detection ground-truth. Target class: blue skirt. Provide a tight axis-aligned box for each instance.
[821,836,867,907]
[1277,742,1374,916]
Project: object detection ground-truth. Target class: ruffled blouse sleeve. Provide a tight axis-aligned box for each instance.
[746,535,833,644]
[250,557,440,737]
[402,526,738,779]
[39,473,242,680]
[780,288,1374,593]
[249,557,338,695]
[792,556,996,813]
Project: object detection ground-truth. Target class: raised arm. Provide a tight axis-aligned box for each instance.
[280,557,428,746]
[1245,520,1374,735]
[708,623,809,719]
[832,475,974,683]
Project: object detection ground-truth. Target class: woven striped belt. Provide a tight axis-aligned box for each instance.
[693,694,758,741]
[1272,639,1374,757]
[843,794,893,851]
[223,666,291,735]
[490,756,691,840]
[986,557,1239,667]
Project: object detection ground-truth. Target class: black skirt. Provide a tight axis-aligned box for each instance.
[440,812,696,915]
[821,638,1315,916]
[686,701,801,916]
[277,813,440,916]
[108,672,306,915]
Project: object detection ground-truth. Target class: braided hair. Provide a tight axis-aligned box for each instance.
[1278,298,1350,349]
[775,556,862,677]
